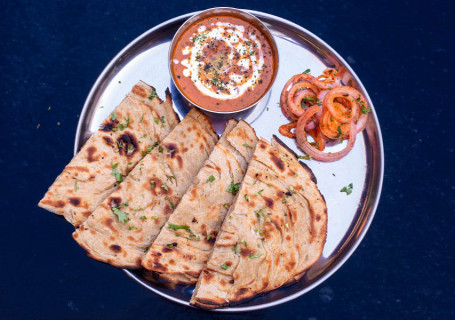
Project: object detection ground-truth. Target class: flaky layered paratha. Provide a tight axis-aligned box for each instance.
[39,82,179,226]
[142,120,258,284]
[73,108,218,268]
[190,136,327,309]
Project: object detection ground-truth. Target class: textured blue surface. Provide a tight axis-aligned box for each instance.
[1,0,454,319]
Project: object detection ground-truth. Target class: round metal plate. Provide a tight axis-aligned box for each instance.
[74,10,384,312]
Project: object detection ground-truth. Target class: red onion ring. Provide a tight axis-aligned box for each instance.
[296,105,357,162]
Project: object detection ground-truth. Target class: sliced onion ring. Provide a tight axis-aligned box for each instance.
[296,105,357,162]
[279,121,297,139]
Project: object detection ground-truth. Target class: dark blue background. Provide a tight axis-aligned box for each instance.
[1,0,453,319]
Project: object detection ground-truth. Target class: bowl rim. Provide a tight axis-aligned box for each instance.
[167,7,280,114]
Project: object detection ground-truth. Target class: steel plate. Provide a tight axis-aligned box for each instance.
[74,9,384,312]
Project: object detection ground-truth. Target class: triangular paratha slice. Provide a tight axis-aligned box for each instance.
[190,136,327,309]
[72,108,218,268]
[39,81,179,226]
[142,120,258,284]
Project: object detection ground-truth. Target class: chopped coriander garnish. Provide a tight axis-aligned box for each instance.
[206,235,212,241]
[221,264,229,270]
[154,117,159,124]
[129,226,137,230]
[111,112,117,121]
[161,183,168,191]
[111,206,129,223]
[244,194,249,202]
[223,204,230,209]
[336,126,345,139]
[139,114,144,123]
[140,216,147,219]
[243,143,253,149]
[206,175,215,183]
[169,201,175,209]
[150,180,155,190]
[303,68,311,74]
[227,180,240,195]
[168,224,195,236]
[160,116,165,123]
[240,240,248,247]
[340,183,353,195]
[118,117,130,130]
[255,208,265,218]
[298,155,312,160]
[111,162,123,182]
[148,90,157,100]
[151,216,158,220]
[233,243,238,254]
[249,252,263,260]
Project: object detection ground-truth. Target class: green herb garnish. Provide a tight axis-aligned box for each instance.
[112,206,129,223]
[148,90,157,100]
[118,117,130,130]
[340,183,353,195]
[227,180,240,195]
[206,175,215,183]
[221,264,229,270]
[168,224,195,236]
[249,252,263,260]
[111,162,123,182]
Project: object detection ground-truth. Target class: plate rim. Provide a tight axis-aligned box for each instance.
[74,9,384,312]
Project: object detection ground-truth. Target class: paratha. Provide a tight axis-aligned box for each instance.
[39,81,179,226]
[72,108,218,268]
[190,136,327,309]
[142,120,258,284]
